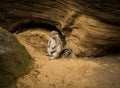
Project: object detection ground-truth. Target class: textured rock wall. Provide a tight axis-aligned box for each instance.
[0,0,120,57]
[0,0,77,32]
[67,15,120,57]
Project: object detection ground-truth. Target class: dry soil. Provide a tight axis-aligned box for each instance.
[15,28,120,88]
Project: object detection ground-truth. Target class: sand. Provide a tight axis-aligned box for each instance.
[15,28,120,88]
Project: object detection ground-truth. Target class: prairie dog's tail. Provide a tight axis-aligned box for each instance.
[60,48,72,58]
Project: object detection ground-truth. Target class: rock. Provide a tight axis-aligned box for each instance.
[0,0,120,57]
[69,15,120,57]
[0,26,32,88]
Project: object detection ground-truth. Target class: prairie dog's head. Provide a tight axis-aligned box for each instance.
[50,31,59,38]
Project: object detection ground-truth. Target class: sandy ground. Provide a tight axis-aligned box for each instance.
[15,28,120,88]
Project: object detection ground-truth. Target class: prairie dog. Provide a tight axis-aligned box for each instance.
[47,31,63,60]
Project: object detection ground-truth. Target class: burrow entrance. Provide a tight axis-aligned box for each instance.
[11,23,61,34]
[14,23,65,54]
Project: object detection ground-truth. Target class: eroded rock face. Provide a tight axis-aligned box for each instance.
[0,26,32,88]
[68,15,120,57]
[0,0,120,57]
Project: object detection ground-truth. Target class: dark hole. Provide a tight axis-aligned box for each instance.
[11,22,66,45]
[11,23,62,35]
